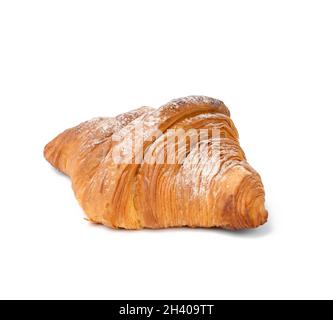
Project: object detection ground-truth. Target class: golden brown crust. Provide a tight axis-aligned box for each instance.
[44,96,268,230]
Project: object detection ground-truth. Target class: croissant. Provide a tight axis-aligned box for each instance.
[44,96,268,230]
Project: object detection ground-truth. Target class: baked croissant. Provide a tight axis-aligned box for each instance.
[44,96,268,230]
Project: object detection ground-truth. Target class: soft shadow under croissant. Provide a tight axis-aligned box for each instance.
[44,96,268,230]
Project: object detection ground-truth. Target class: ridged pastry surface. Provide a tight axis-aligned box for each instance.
[44,96,268,230]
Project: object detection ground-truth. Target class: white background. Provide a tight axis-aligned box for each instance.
[0,0,332,300]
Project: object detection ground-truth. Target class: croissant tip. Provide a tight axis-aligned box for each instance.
[43,141,53,163]
[248,198,268,229]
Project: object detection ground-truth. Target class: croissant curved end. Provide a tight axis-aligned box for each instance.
[220,165,268,230]
[244,176,268,229]
[247,194,268,228]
